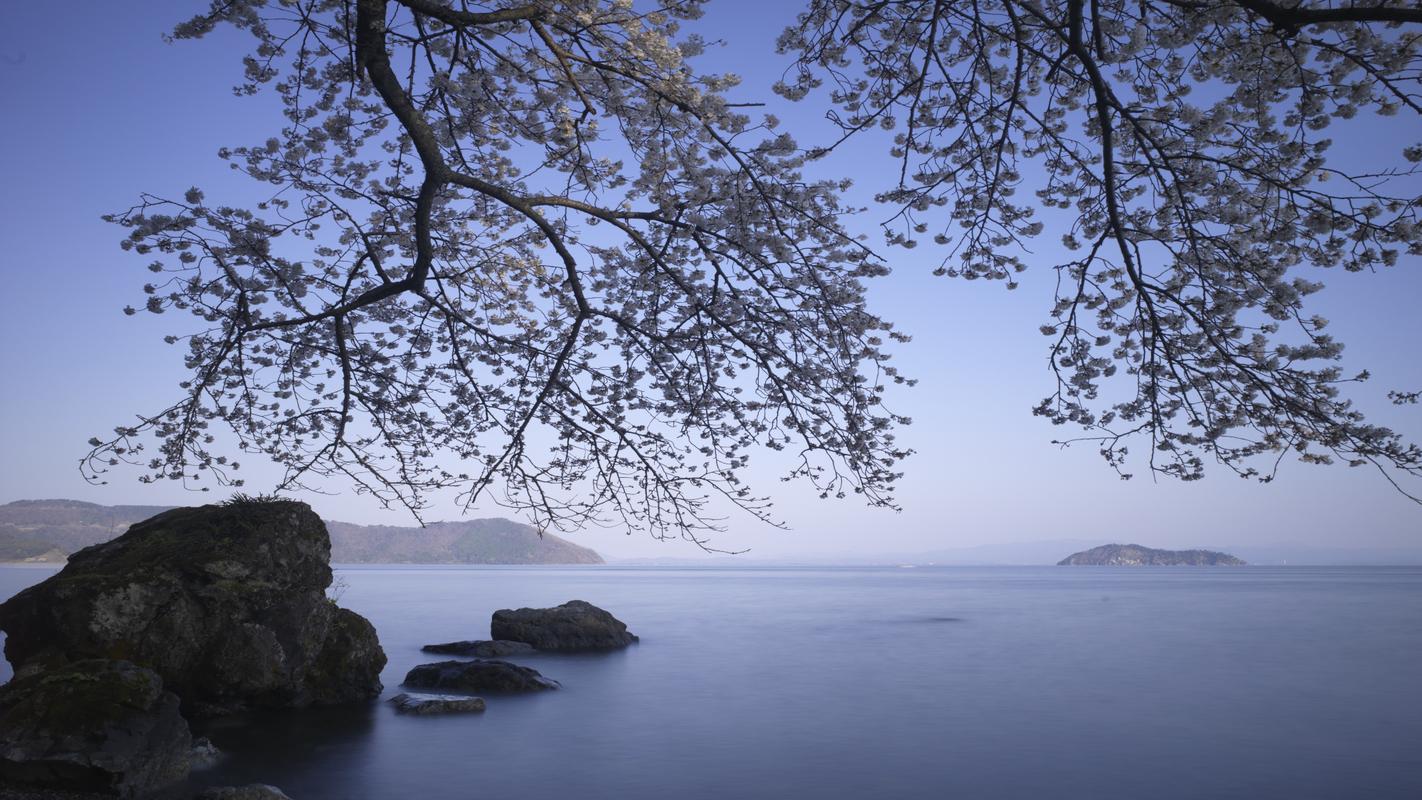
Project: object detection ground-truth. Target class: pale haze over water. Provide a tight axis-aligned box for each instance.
[4,564,1417,799]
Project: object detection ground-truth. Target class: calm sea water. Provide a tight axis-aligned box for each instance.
[2,564,1420,799]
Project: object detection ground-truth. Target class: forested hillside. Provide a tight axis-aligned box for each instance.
[0,500,602,564]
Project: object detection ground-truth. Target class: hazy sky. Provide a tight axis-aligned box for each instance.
[1,1,1419,560]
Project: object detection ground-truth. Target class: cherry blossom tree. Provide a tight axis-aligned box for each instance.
[88,1,1422,539]
[84,0,912,539]
[779,0,1422,498]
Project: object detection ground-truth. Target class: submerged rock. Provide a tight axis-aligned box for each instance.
[388,692,487,715]
[403,660,559,693]
[420,640,535,658]
[0,659,191,798]
[196,785,293,800]
[190,737,222,768]
[490,600,638,651]
[0,500,386,717]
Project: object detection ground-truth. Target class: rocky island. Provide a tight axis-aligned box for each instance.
[1058,543,1246,566]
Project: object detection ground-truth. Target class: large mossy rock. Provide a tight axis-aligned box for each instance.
[490,600,638,651]
[0,500,386,717]
[0,659,191,798]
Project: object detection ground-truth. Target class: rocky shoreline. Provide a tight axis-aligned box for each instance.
[0,499,385,797]
[0,499,637,798]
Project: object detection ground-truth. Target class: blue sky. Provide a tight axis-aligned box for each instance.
[1,1,1419,560]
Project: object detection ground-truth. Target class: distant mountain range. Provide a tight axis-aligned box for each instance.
[323,518,601,564]
[0,499,602,565]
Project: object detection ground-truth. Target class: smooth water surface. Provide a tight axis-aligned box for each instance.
[2,565,1420,799]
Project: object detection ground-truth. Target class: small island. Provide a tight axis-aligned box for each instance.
[1058,543,1245,566]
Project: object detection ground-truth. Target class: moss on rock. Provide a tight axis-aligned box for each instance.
[0,500,384,718]
[0,659,191,797]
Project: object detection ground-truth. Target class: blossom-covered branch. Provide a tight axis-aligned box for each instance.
[86,0,912,540]
[780,0,1422,498]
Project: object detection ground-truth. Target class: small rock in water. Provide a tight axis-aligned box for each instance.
[403,659,560,693]
[190,736,222,768]
[196,784,294,799]
[491,600,638,651]
[389,692,487,715]
[421,639,536,657]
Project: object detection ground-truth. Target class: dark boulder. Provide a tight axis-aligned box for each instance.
[490,600,638,651]
[403,660,559,693]
[0,659,191,798]
[420,640,535,658]
[388,693,487,715]
[0,500,385,717]
[303,607,386,706]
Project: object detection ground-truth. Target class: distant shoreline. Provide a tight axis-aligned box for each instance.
[1,499,604,566]
[11,562,1421,570]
